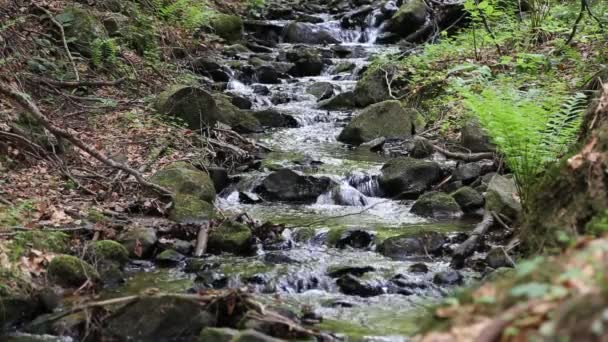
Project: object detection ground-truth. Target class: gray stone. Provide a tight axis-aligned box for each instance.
[378,157,443,199]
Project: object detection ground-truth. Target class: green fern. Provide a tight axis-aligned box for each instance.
[91,38,120,68]
[462,86,586,207]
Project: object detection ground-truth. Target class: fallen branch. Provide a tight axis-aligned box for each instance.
[33,76,126,88]
[380,67,407,100]
[0,82,173,198]
[451,211,495,268]
[432,143,495,162]
[34,4,79,81]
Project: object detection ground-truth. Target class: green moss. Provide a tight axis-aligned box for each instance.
[0,200,36,228]
[48,255,100,287]
[210,14,243,42]
[11,231,70,261]
[0,267,32,298]
[90,240,129,266]
[150,162,216,203]
[169,193,216,223]
[55,7,108,57]
[87,208,108,223]
[207,221,253,255]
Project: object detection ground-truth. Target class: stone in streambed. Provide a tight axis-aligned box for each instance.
[283,22,340,44]
[451,186,484,213]
[199,327,240,342]
[209,14,243,42]
[318,91,357,110]
[433,271,463,285]
[256,169,334,203]
[386,0,428,38]
[411,192,463,219]
[378,231,446,260]
[378,157,443,199]
[453,162,482,184]
[485,247,515,269]
[118,226,158,258]
[336,274,384,297]
[286,46,325,77]
[409,263,429,273]
[335,229,376,249]
[353,65,395,107]
[47,255,100,288]
[460,118,495,152]
[306,82,337,101]
[327,265,375,278]
[89,240,129,267]
[338,100,417,146]
[252,108,299,128]
[485,174,522,220]
[207,221,255,256]
[155,249,186,266]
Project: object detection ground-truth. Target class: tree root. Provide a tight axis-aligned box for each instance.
[451,211,495,268]
[432,143,495,162]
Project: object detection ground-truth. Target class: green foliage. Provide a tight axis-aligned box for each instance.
[461,84,586,207]
[248,0,266,12]
[0,200,36,228]
[91,37,120,68]
[154,0,217,30]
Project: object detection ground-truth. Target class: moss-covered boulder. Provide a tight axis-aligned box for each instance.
[210,14,243,42]
[451,186,484,213]
[207,221,255,255]
[105,296,216,341]
[411,192,463,219]
[337,100,416,146]
[48,255,100,287]
[286,46,325,77]
[378,157,443,199]
[353,66,394,107]
[170,193,216,223]
[0,267,39,328]
[89,240,129,266]
[318,91,357,110]
[150,162,216,203]
[378,231,446,259]
[199,327,240,342]
[485,175,522,220]
[155,86,262,133]
[386,0,428,37]
[118,226,158,258]
[55,7,108,57]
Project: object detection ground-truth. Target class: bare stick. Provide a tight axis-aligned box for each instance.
[432,143,495,162]
[194,222,209,257]
[33,76,126,88]
[34,4,80,81]
[0,82,173,197]
[451,211,495,266]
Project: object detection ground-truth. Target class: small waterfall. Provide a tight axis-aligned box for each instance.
[227,79,253,94]
[348,172,383,197]
[358,8,384,44]
[316,182,369,206]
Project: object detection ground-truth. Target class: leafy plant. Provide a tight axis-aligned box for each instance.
[155,0,217,30]
[461,84,586,207]
[91,38,120,68]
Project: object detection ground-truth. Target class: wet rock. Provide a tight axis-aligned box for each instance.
[88,240,129,267]
[170,193,216,223]
[453,162,482,184]
[331,45,367,59]
[433,271,463,285]
[378,157,443,199]
[151,162,216,202]
[207,166,229,193]
[199,327,240,342]
[328,266,375,278]
[207,221,255,255]
[118,226,158,259]
[318,91,357,110]
[253,84,271,95]
[286,47,325,77]
[486,174,522,220]
[155,249,185,266]
[306,82,337,101]
[336,274,384,297]
[194,271,228,289]
[334,62,357,73]
[353,64,396,107]
[239,191,263,204]
[264,252,297,264]
[386,0,428,38]
[361,137,386,151]
[338,101,417,146]
[409,136,434,158]
[341,5,374,28]
[318,184,368,206]
[229,94,253,110]
[451,186,484,213]
[158,238,192,255]
[323,299,357,308]
[461,118,495,152]
[233,329,284,342]
[155,86,261,133]
[486,247,515,269]
[256,169,334,203]
[55,7,107,58]
[335,229,376,249]
[411,192,463,219]
[378,231,446,259]
[408,263,429,273]
[48,255,100,287]
[209,14,243,42]
[105,296,216,341]
[283,22,340,44]
[253,108,299,128]
[192,57,231,82]
[255,65,281,84]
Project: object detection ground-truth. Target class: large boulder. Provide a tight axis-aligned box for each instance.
[410,191,463,219]
[256,169,334,203]
[209,14,243,42]
[55,7,107,57]
[283,22,340,44]
[48,255,100,287]
[378,157,443,199]
[286,47,325,77]
[378,231,446,259]
[318,91,357,110]
[337,100,417,146]
[150,162,216,203]
[105,296,216,341]
[207,221,255,255]
[485,175,522,220]
[451,186,484,213]
[155,86,262,133]
[461,118,495,152]
[353,66,394,107]
[386,0,428,38]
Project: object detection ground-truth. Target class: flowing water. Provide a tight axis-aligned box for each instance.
[110,12,477,341]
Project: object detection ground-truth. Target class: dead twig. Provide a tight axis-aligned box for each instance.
[432,143,495,162]
[31,76,126,88]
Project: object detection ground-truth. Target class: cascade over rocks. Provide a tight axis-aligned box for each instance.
[252,108,299,128]
[337,100,418,146]
[283,22,340,44]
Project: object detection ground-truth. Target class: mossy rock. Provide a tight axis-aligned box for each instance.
[118,226,158,258]
[155,85,219,131]
[11,231,70,260]
[55,7,108,57]
[212,94,262,133]
[199,327,240,342]
[150,161,216,203]
[89,240,129,266]
[337,100,416,146]
[353,66,394,107]
[318,91,357,110]
[387,0,427,37]
[47,255,100,287]
[207,221,255,255]
[210,14,243,42]
[170,193,216,223]
[451,186,484,212]
[411,192,463,219]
